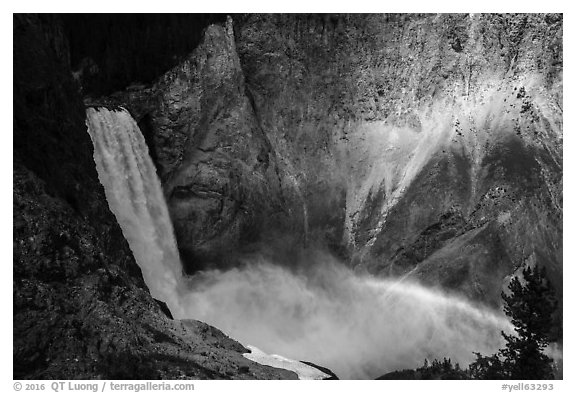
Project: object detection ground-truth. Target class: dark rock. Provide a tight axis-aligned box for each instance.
[13,14,296,381]
[62,14,227,96]
[377,369,418,380]
[300,361,339,380]
[112,16,305,272]
[154,299,174,320]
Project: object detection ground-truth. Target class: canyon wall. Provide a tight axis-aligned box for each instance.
[13,14,296,380]
[239,14,563,306]
[125,14,562,307]
[13,13,563,379]
[116,17,307,273]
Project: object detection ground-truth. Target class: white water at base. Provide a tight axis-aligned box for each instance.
[243,345,330,380]
[86,107,514,379]
[86,107,183,313]
[177,257,513,379]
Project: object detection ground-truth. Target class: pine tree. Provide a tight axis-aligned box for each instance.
[500,266,557,379]
[469,353,506,379]
[470,266,558,379]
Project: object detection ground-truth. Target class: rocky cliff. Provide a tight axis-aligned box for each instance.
[118,14,562,309]
[113,17,307,273]
[13,14,296,380]
[14,13,562,379]
[234,14,562,307]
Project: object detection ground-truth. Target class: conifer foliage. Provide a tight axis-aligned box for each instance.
[470,266,558,379]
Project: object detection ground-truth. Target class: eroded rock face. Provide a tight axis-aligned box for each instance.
[24,13,559,378]
[13,14,296,380]
[117,17,305,272]
[118,14,561,306]
[13,163,296,380]
[155,18,286,271]
[233,14,562,306]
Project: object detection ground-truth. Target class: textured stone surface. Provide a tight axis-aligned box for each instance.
[122,14,563,302]
[14,13,563,379]
[232,14,562,306]
[115,17,305,272]
[13,14,296,380]
[117,15,561,306]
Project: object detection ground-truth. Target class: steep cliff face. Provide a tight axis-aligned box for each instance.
[13,14,296,380]
[233,14,562,306]
[18,13,561,379]
[129,14,562,307]
[116,17,305,272]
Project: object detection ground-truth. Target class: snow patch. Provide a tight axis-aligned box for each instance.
[243,345,330,380]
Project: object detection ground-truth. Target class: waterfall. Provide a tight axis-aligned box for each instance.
[85,106,516,379]
[86,107,183,315]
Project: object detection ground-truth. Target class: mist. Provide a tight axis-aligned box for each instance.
[171,247,513,379]
[87,107,514,380]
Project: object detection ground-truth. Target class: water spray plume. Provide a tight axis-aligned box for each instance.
[178,254,513,379]
[87,107,515,379]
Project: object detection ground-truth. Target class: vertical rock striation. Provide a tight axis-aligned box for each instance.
[118,17,306,272]
[232,14,563,307]
[122,14,562,309]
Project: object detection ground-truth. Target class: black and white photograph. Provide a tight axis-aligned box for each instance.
[10,4,567,388]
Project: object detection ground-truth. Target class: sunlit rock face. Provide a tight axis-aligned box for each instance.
[232,14,562,306]
[122,14,561,306]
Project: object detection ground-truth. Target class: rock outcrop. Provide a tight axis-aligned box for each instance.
[114,17,306,273]
[13,14,296,380]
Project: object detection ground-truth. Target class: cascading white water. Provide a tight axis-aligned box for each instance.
[86,106,515,379]
[86,107,184,314]
[177,255,513,379]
